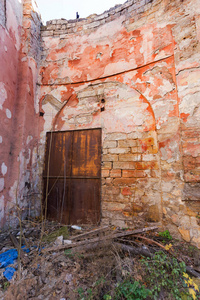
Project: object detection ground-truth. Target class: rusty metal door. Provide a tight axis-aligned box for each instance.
[43,129,101,225]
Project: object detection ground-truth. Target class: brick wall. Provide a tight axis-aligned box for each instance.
[38,0,200,247]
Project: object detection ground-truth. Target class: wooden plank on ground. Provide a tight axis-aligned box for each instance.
[43,226,158,253]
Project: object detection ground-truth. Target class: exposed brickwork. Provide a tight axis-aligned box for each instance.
[38,0,200,247]
[41,0,150,37]
[0,0,200,248]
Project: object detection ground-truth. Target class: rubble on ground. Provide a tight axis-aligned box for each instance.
[0,220,200,299]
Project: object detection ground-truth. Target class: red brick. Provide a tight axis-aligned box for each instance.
[113,162,136,169]
[160,170,176,181]
[102,186,120,195]
[182,144,200,157]
[118,140,137,147]
[102,154,118,162]
[136,161,159,170]
[101,170,110,177]
[102,149,108,155]
[122,170,136,177]
[184,171,200,182]
[121,187,132,196]
[102,162,112,170]
[183,156,196,171]
[103,140,117,148]
[109,148,129,154]
[122,170,147,178]
[102,202,126,211]
[110,169,121,178]
[106,133,127,140]
[119,154,141,161]
[131,147,138,153]
[181,130,200,138]
[105,178,113,185]
[182,139,199,148]
[113,178,136,186]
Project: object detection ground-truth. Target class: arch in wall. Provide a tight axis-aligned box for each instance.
[52,81,156,133]
[42,81,161,227]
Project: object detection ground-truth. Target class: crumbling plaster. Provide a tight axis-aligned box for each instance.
[0,0,41,227]
[39,0,200,247]
[0,0,200,248]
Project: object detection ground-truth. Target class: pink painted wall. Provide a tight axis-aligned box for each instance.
[0,0,41,227]
[0,0,22,226]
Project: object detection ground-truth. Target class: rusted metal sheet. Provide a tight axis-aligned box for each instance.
[43,179,71,224]
[72,129,101,178]
[43,129,101,225]
[70,179,101,224]
[44,131,73,178]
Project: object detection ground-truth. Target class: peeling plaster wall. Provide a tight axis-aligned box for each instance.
[39,0,200,248]
[0,0,41,227]
[1,0,200,248]
[0,0,23,226]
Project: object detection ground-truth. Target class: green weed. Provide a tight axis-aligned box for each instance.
[142,251,193,299]
[42,226,69,242]
[158,230,172,241]
[113,278,150,300]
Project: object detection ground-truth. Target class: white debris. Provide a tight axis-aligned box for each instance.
[63,239,72,245]
[71,225,82,230]
[54,235,63,245]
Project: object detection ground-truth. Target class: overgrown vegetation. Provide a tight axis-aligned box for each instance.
[112,278,150,300]
[1,223,200,300]
[142,251,199,299]
[74,249,200,300]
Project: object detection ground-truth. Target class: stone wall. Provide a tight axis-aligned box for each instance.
[0,0,200,248]
[39,0,200,247]
[0,0,41,227]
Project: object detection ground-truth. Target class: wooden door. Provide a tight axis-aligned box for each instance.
[43,129,101,225]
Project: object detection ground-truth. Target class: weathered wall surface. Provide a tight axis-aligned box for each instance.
[0,0,41,227]
[39,0,200,247]
[1,0,200,248]
[0,0,23,226]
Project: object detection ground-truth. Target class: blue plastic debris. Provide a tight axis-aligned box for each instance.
[0,249,18,268]
[21,245,30,253]
[3,267,16,281]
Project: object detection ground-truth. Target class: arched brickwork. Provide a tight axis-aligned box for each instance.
[39,0,200,247]
[47,82,159,227]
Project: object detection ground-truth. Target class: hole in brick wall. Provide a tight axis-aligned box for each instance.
[40,112,44,117]
[101,107,105,112]
[101,99,105,103]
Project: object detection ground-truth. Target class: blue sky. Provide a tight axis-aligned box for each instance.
[36,0,125,23]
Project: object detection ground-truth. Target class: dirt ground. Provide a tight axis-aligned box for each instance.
[0,220,200,300]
